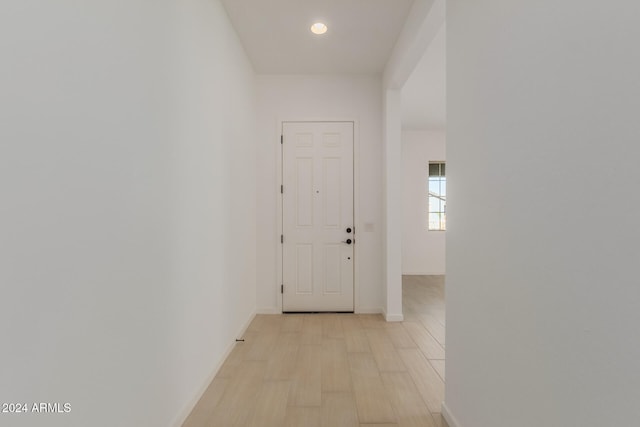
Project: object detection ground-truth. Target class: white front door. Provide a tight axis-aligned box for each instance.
[282,121,354,312]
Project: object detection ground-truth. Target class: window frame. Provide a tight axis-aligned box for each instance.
[428,161,446,231]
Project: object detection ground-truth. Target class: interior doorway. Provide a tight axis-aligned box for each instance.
[397,20,447,421]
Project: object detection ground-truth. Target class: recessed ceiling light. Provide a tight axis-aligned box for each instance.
[310,22,328,35]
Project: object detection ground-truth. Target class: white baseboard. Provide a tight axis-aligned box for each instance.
[256,307,281,314]
[171,311,257,427]
[385,313,404,322]
[381,307,404,322]
[402,272,446,276]
[356,307,383,314]
[441,401,461,427]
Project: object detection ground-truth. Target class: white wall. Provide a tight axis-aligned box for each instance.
[0,1,256,426]
[382,89,404,321]
[255,75,383,313]
[445,1,640,427]
[383,0,445,321]
[169,1,257,425]
[402,130,445,275]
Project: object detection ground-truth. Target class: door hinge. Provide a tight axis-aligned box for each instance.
[281,284,284,294]
[280,135,283,144]
[281,234,284,244]
[280,185,283,194]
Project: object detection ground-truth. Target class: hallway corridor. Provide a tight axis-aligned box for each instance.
[183,276,447,427]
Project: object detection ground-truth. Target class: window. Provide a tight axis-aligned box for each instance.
[428,162,446,230]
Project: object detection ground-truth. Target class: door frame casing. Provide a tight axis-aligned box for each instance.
[276,118,361,313]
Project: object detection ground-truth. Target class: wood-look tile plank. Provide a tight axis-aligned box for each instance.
[285,407,321,427]
[359,314,387,329]
[181,378,228,427]
[321,392,359,427]
[348,353,397,424]
[402,321,445,360]
[207,360,267,426]
[277,330,301,345]
[245,314,265,332]
[431,413,450,427]
[419,313,446,347]
[266,333,299,380]
[216,337,254,378]
[402,311,423,323]
[348,351,379,377]
[342,316,371,353]
[384,322,418,349]
[185,276,447,427]
[381,372,436,427]
[429,359,445,382]
[247,380,291,427]
[247,314,283,333]
[398,349,444,414]
[245,331,279,361]
[242,316,283,364]
[322,314,345,339]
[322,338,352,392]
[351,376,398,424]
[365,329,406,372]
[300,315,323,345]
[282,314,304,332]
[294,344,323,406]
[402,276,445,326]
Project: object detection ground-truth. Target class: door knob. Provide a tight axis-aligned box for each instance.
[346,227,352,233]
[342,239,352,245]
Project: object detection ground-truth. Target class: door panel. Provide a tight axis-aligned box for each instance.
[323,157,341,228]
[323,244,341,294]
[295,244,313,294]
[282,122,354,312]
[296,158,314,227]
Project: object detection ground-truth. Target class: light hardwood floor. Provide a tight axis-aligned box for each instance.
[183,275,447,427]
